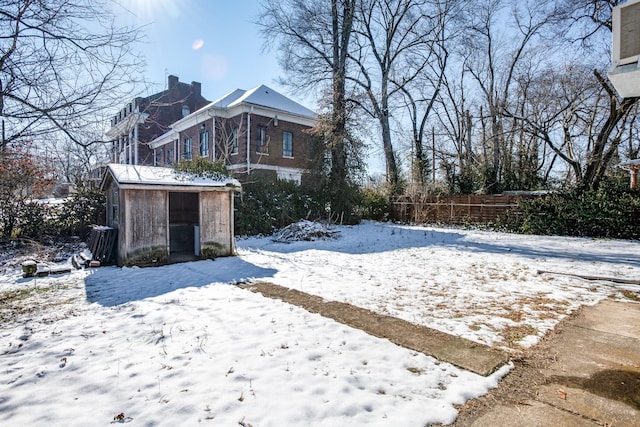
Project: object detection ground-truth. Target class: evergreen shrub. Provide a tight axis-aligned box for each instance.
[234,178,326,236]
[498,181,640,239]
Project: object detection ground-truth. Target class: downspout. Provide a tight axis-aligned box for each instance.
[128,131,132,164]
[246,106,253,175]
[174,138,178,163]
[134,123,139,165]
[212,115,216,160]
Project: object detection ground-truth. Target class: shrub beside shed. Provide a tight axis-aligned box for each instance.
[100,164,241,266]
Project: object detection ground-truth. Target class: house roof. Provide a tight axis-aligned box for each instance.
[207,88,247,108]
[163,83,315,137]
[148,129,178,149]
[205,84,316,118]
[101,164,241,191]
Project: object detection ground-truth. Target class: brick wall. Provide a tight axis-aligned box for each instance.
[176,112,313,173]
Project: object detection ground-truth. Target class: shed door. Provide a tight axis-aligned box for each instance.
[169,192,199,255]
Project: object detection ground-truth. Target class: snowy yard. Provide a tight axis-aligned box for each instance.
[1,221,639,426]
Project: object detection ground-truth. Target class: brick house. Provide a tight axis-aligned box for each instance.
[149,84,317,184]
[106,75,210,165]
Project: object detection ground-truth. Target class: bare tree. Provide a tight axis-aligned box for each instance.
[498,0,640,190]
[395,0,459,189]
[348,0,457,193]
[434,56,477,192]
[461,0,561,193]
[259,0,360,222]
[214,115,247,168]
[0,0,144,150]
[559,0,623,37]
[0,142,56,237]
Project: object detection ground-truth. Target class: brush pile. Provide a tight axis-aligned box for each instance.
[272,220,340,243]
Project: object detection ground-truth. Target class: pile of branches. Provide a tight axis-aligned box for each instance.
[272,220,340,243]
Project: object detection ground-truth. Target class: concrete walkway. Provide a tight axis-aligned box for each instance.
[241,282,508,376]
[471,300,640,427]
[241,283,639,425]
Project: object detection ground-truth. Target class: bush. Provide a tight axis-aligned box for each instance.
[174,158,229,179]
[55,187,106,238]
[9,187,106,241]
[357,187,389,221]
[498,181,640,239]
[14,201,59,239]
[234,178,326,236]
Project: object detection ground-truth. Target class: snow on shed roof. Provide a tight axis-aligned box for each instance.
[103,164,241,190]
[206,85,315,118]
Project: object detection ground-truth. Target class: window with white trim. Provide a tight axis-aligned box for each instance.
[283,131,293,157]
[256,126,268,154]
[231,127,239,155]
[184,137,193,160]
[200,130,209,157]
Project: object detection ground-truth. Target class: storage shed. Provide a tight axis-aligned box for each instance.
[100,164,241,266]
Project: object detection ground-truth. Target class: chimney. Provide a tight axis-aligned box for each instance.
[191,81,201,96]
[168,75,179,89]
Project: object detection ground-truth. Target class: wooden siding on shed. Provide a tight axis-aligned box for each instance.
[120,189,169,263]
[199,191,233,254]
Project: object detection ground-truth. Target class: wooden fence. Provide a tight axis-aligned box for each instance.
[391,194,530,225]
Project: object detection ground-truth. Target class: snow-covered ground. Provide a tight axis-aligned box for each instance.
[1,221,639,426]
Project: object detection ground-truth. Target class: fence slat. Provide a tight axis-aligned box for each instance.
[391,194,530,224]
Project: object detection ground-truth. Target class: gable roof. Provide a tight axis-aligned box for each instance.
[203,84,315,118]
[101,164,241,191]
[231,85,315,118]
[169,84,316,132]
[207,88,247,108]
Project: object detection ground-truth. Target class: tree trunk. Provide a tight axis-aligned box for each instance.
[328,0,356,221]
[580,71,639,190]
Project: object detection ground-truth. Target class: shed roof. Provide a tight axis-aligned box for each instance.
[101,164,241,191]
